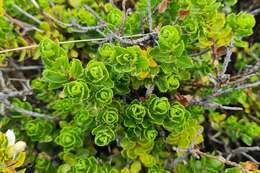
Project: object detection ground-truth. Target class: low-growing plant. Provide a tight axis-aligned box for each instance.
[0,0,259,172]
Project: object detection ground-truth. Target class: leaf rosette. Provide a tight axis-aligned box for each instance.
[97,107,119,126]
[92,125,115,146]
[124,101,147,128]
[143,127,158,141]
[163,103,190,132]
[168,75,180,90]
[84,60,113,87]
[146,95,170,125]
[63,81,90,100]
[24,119,54,142]
[98,43,115,59]
[35,153,51,172]
[159,25,181,47]
[39,38,66,67]
[95,87,113,105]
[55,126,83,151]
[73,109,93,129]
[113,46,139,73]
[70,156,99,173]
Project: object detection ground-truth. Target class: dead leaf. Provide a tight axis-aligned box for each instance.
[242,161,258,171]
[175,93,193,106]
[158,0,169,13]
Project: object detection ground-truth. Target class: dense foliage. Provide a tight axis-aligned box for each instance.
[0,0,259,172]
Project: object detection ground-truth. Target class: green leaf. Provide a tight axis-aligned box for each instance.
[146,95,170,125]
[92,125,115,146]
[69,59,83,79]
[55,126,83,151]
[43,70,68,84]
[63,81,90,100]
[139,154,156,167]
[130,161,142,173]
[224,168,241,173]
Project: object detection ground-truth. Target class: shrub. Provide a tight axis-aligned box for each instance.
[0,0,259,172]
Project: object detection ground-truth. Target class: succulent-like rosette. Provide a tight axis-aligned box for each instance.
[163,103,190,132]
[148,165,170,173]
[159,25,181,47]
[55,126,83,150]
[97,107,119,126]
[70,156,107,173]
[73,109,93,128]
[227,13,256,37]
[84,60,113,87]
[92,125,115,146]
[35,153,51,172]
[113,75,130,95]
[63,81,90,100]
[124,101,147,128]
[113,46,138,73]
[106,4,122,27]
[72,158,88,172]
[24,119,54,142]
[143,127,158,141]
[95,87,113,105]
[168,75,180,90]
[146,95,170,125]
[39,38,66,61]
[98,43,115,58]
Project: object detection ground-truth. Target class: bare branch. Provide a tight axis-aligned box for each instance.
[5,14,44,34]
[241,152,260,165]
[0,65,43,72]
[145,85,155,98]
[13,4,42,25]
[232,146,260,153]
[172,128,251,173]
[147,0,153,32]
[84,4,156,45]
[42,12,106,32]
[0,33,156,54]
[219,39,234,81]
[214,81,260,97]
[30,0,40,9]
[249,8,260,15]
[205,102,243,111]
[2,99,54,120]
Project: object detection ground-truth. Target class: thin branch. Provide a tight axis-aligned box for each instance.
[13,4,42,25]
[118,0,130,35]
[190,48,211,57]
[219,39,234,81]
[30,0,40,9]
[0,33,156,54]
[145,85,155,98]
[2,99,54,120]
[206,103,243,111]
[225,73,257,86]
[191,80,260,106]
[84,4,156,45]
[194,150,250,173]
[0,65,43,72]
[250,8,260,15]
[5,14,44,34]
[172,128,203,172]
[214,81,260,97]
[232,146,260,153]
[147,0,153,32]
[42,12,106,32]
[172,128,251,173]
[241,152,260,165]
